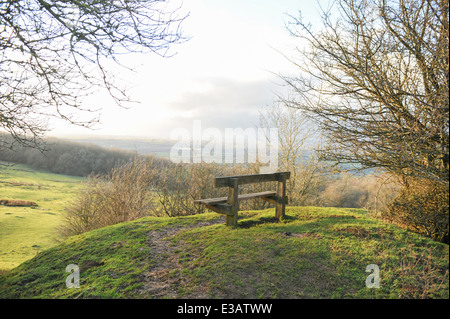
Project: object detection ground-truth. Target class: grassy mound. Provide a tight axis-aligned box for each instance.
[0,207,448,299]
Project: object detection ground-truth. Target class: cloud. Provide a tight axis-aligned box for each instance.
[165,76,282,125]
[168,110,259,132]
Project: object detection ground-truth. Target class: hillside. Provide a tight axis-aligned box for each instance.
[0,207,448,299]
[0,133,137,177]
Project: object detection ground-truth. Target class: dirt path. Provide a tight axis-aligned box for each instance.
[139,217,224,298]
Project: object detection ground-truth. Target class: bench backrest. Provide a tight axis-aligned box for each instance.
[214,171,290,188]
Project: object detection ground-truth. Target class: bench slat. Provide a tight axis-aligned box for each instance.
[194,191,277,205]
[214,172,290,188]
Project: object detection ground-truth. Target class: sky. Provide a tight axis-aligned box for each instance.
[49,0,326,140]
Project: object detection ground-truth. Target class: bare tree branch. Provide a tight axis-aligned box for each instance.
[282,0,448,185]
[1,0,188,149]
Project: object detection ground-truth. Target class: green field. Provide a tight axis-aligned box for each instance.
[0,161,83,271]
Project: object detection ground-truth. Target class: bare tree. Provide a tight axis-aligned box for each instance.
[282,0,448,186]
[1,0,188,148]
[259,101,328,205]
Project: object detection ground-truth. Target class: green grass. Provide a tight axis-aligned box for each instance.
[171,208,449,299]
[0,161,83,271]
[0,207,448,298]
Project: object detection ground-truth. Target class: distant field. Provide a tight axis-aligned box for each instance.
[67,137,174,158]
[0,161,83,271]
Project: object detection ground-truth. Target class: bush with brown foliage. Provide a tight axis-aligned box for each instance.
[383,178,449,244]
[318,173,400,211]
[61,157,159,236]
[0,199,38,207]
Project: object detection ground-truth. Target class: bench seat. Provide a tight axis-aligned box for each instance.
[194,191,277,205]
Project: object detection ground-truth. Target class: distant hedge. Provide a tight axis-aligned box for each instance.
[0,133,137,176]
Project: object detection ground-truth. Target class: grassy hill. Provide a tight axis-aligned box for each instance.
[0,161,448,299]
[0,207,448,299]
[0,161,83,271]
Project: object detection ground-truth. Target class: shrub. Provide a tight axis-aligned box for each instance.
[318,173,400,211]
[383,178,449,244]
[152,163,212,216]
[61,157,158,236]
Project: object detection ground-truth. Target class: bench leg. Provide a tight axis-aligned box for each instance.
[275,175,286,220]
[226,178,239,226]
[226,213,238,227]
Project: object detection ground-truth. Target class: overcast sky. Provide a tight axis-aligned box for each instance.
[49,0,325,140]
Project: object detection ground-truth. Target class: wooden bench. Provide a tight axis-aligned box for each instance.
[194,172,290,226]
